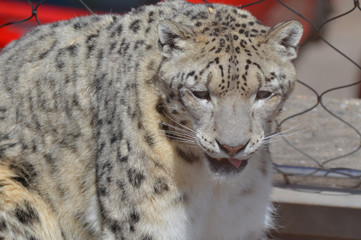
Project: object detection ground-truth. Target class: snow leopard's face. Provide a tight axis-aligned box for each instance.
[157,8,302,175]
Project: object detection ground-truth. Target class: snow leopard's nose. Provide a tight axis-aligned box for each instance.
[216,139,250,156]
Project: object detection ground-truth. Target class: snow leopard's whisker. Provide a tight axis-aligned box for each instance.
[263,137,284,145]
[257,146,270,151]
[159,128,195,139]
[264,124,302,140]
[262,125,304,145]
[160,109,196,134]
[164,136,197,145]
[159,129,195,140]
[264,129,304,141]
[263,130,305,145]
[160,122,196,137]
[160,125,196,140]
[161,129,195,138]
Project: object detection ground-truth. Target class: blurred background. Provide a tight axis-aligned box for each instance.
[294,0,361,99]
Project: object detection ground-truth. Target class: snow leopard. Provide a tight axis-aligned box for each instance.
[0,0,302,239]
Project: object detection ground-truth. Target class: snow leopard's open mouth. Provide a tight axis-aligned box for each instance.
[206,155,248,174]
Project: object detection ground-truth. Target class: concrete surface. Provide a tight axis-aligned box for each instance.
[270,95,361,188]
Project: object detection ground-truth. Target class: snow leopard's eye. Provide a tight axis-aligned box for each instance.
[256,90,272,100]
[192,90,211,101]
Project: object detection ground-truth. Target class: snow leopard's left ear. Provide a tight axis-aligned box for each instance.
[158,20,193,58]
[267,20,303,60]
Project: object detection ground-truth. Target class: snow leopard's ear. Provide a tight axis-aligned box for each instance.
[267,20,303,60]
[158,20,193,58]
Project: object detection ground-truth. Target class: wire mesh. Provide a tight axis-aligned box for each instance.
[0,0,46,27]
[0,0,360,192]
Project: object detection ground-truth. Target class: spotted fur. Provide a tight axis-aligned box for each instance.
[0,0,302,239]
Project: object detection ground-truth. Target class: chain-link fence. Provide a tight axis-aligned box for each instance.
[1,0,360,192]
[259,0,361,192]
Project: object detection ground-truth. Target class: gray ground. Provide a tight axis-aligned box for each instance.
[271,96,361,189]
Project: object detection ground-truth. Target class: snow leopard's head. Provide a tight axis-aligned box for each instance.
[156,4,302,175]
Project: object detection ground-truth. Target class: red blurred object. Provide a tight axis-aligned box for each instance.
[0,0,92,48]
[0,0,317,49]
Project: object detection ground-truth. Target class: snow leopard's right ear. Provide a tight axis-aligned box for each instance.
[158,20,193,58]
[267,20,303,60]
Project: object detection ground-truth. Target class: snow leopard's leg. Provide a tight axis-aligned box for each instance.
[0,159,63,240]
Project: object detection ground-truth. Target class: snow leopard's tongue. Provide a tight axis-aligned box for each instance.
[228,158,246,169]
[214,157,248,169]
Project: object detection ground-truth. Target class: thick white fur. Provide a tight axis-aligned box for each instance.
[134,150,272,240]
